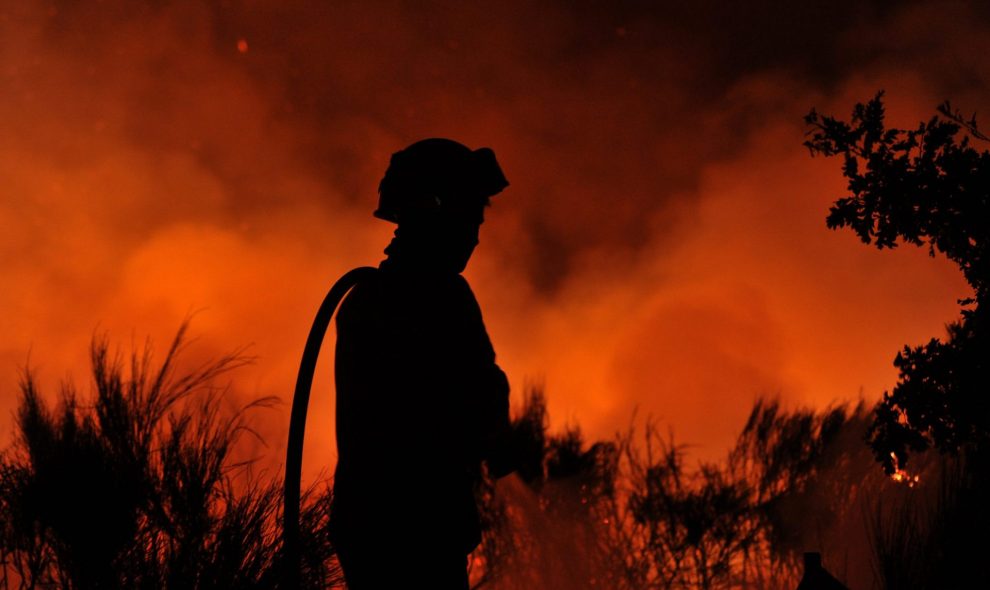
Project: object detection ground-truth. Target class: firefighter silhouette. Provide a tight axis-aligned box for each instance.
[328,139,513,588]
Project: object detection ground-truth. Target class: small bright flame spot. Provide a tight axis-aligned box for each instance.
[237,38,249,53]
[889,452,921,488]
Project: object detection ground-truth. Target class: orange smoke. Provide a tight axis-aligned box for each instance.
[0,1,982,480]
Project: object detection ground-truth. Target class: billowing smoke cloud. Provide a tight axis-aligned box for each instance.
[0,0,983,477]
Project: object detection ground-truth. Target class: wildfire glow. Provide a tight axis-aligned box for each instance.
[0,1,980,482]
[889,453,921,488]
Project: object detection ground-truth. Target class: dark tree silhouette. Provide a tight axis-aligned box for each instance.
[0,324,342,589]
[805,92,990,471]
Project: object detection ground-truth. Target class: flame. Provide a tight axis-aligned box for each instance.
[889,453,921,488]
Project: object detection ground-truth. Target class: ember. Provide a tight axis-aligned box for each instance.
[889,453,921,488]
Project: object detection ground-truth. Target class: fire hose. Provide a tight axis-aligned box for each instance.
[283,266,377,588]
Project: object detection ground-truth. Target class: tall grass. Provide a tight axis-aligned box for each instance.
[0,323,342,589]
[3,326,985,589]
[472,393,873,589]
[867,449,990,589]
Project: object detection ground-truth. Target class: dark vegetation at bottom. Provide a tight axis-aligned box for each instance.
[1,324,985,589]
[0,325,340,590]
[475,391,990,589]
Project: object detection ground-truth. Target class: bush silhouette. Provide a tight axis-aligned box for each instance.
[471,393,871,589]
[2,323,973,589]
[0,323,342,589]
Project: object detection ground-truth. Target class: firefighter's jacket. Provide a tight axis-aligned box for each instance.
[329,259,511,554]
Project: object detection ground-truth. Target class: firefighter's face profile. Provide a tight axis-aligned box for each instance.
[393,188,488,272]
[435,202,483,273]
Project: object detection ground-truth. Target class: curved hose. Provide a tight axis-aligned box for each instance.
[283,266,377,587]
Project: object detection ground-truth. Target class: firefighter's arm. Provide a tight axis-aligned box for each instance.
[448,276,515,477]
[478,364,514,478]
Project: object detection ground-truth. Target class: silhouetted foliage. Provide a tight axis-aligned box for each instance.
[0,324,342,589]
[3,325,968,589]
[621,426,759,589]
[605,400,871,590]
[730,399,874,560]
[472,393,869,589]
[509,388,550,487]
[469,389,620,589]
[805,92,990,471]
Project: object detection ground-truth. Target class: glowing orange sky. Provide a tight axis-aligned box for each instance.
[0,1,982,479]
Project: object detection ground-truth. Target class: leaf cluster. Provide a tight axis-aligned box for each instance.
[805,92,989,303]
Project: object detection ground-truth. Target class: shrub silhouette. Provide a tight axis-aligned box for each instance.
[472,393,871,589]
[2,323,974,589]
[0,323,342,589]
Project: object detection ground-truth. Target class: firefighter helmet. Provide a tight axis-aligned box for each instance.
[374,138,509,223]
